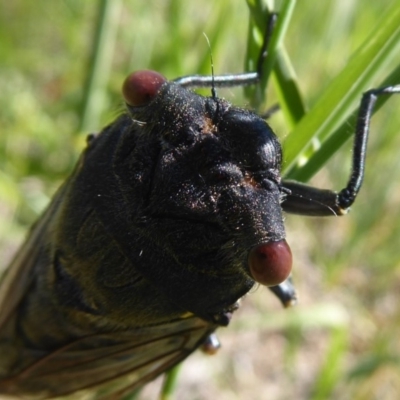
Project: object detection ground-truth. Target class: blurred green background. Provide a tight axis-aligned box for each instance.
[1,1,400,399]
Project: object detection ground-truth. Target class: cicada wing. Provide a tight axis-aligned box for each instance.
[1,315,215,399]
[0,168,218,399]
[0,185,67,330]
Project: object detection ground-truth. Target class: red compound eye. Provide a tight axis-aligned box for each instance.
[122,70,167,106]
[248,239,292,287]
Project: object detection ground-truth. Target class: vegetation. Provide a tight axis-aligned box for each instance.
[1,1,400,399]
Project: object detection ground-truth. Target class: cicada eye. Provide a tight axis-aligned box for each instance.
[122,70,167,106]
[248,239,292,287]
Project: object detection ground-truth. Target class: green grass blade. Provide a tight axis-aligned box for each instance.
[283,2,400,176]
[245,0,297,109]
[272,46,307,128]
[78,0,122,133]
[160,364,181,400]
[288,64,400,182]
[310,328,348,400]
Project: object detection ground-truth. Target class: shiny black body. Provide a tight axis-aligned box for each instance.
[54,82,286,326]
[0,81,288,398]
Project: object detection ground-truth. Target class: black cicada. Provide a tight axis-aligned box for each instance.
[0,17,399,400]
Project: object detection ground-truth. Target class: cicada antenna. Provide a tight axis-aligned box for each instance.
[202,32,217,100]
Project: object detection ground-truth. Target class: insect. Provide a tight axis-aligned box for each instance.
[0,15,399,400]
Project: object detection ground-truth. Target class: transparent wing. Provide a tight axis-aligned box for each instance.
[0,185,216,399]
[0,184,68,330]
[1,316,214,399]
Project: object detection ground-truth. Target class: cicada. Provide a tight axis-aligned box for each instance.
[1,17,399,400]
